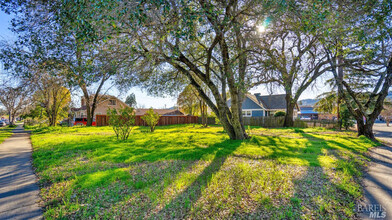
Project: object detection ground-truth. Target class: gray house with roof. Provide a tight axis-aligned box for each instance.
[228,93,300,117]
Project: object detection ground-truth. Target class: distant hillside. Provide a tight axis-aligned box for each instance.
[298,99,319,107]
[167,106,178,110]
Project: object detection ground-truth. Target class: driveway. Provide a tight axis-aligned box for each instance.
[0,125,42,219]
[359,123,392,220]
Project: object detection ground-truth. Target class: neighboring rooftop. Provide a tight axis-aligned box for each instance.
[135,109,184,116]
[299,106,318,114]
[253,94,287,110]
[242,93,300,111]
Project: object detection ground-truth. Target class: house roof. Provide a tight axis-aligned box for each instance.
[71,94,127,112]
[299,106,318,114]
[255,94,287,110]
[92,95,127,107]
[71,106,87,112]
[135,109,184,116]
[246,94,264,109]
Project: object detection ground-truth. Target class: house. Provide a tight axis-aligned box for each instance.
[228,93,300,117]
[298,106,318,120]
[71,95,128,120]
[135,109,184,116]
[298,106,337,121]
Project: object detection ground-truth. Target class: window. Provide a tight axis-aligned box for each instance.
[242,110,252,117]
[109,99,116,106]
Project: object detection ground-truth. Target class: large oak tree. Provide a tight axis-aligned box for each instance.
[86,0,282,139]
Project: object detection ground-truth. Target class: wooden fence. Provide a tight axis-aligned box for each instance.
[197,117,216,125]
[96,114,336,128]
[96,115,198,126]
[242,116,337,128]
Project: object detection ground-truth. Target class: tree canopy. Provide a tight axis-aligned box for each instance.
[0,0,391,139]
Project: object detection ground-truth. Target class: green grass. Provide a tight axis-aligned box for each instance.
[0,126,14,144]
[30,124,378,219]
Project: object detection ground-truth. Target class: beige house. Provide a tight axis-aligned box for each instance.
[72,95,128,119]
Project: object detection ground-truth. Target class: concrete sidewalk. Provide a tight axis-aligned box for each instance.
[359,123,392,220]
[0,125,42,219]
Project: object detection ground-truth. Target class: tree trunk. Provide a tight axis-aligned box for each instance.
[88,107,95,126]
[283,94,295,127]
[357,121,375,140]
[355,113,377,141]
[86,105,92,126]
[228,93,248,139]
[202,103,207,127]
[48,116,53,126]
[52,114,57,126]
[337,52,344,130]
[83,94,96,127]
[200,100,207,127]
[10,112,17,126]
[8,111,12,126]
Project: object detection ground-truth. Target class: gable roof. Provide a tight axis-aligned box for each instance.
[255,94,287,110]
[245,94,264,109]
[91,95,127,107]
[135,109,184,116]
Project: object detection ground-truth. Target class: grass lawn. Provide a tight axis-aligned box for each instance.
[0,126,14,144]
[29,124,378,219]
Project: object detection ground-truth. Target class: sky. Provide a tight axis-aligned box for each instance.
[0,11,330,109]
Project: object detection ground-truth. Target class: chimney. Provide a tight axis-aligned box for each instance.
[254,93,261,96]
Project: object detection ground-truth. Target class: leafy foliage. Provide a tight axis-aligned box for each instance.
[177,85,200,116]
[274,111,286,117]
[141,108,160,132]
[125,93,137,107]
[33,84,71,126]
[107,106,135,140]
[314,92,337,114]
[339,106,355,131]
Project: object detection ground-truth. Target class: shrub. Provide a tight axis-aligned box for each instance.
[107,106,135,140]
[141,108,160,132]
[274,111,286,117]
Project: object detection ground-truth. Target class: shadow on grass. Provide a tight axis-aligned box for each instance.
[153,139,242,218]
[32,126,378,218]
[239,132,374,218]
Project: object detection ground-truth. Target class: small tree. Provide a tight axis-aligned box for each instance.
[125,93,137,108]
[0,86,30,126]
[339,106,355,131]
[141,108,160,132]
[107,107,135,140]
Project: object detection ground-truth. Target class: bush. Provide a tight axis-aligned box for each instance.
[274,111,286,117]
[107,106,135,140]
[141,108,160,132]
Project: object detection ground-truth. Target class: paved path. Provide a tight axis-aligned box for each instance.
[0,125,42,219]
[360,123,392,220]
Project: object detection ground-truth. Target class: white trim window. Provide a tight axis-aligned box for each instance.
[242,110,252,117]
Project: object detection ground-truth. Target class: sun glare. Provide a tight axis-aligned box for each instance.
[258,25,266,33]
